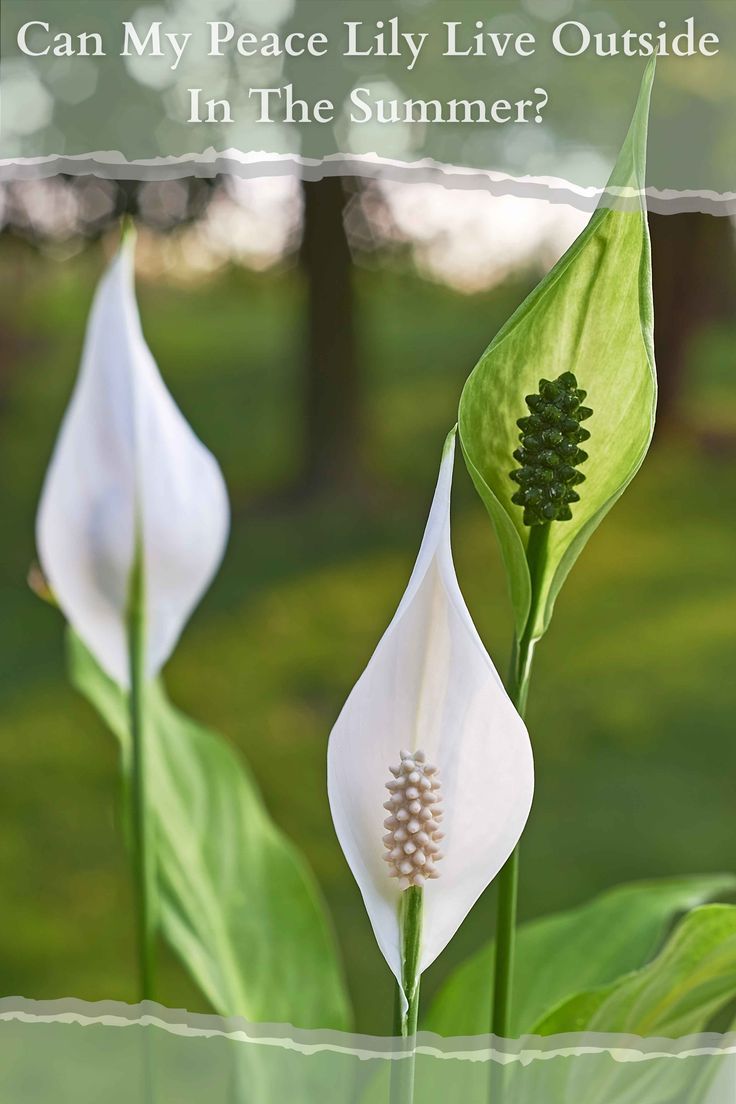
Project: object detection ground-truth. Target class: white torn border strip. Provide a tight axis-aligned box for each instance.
[1,997,735,1064]
[0,151,734,216]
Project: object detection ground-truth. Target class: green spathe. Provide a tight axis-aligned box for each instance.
[68,631,350,1031]
[459,61,657,642]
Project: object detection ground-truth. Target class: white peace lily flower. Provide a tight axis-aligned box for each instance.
[328,433,534,1004]
[36,234,229,687]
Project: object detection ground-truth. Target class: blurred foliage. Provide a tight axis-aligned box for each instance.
[0,243,734,1034]
[68,633,350,1030]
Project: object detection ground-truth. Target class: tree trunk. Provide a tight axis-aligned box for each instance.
[299,177,360,493]
[648,212,735,430]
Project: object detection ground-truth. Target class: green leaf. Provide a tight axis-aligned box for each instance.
[536,905,736,1036]
[424,875,736,1037]
[67,631,351,1031]
[458,62,657,641]
[528,907,736,1104]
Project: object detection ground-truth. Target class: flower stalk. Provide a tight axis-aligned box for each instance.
[493,374,590,1037]
[398,886,423,1037]
[490,604,541,1039]
[391,886,423,1104]
[127,541,157,1000]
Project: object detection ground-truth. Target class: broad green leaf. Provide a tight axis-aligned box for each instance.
[531,907,736,1104]
[424,875,736,1037]
[68,631,351,1031]
[536,905,736,1037]
[459,62,656,641]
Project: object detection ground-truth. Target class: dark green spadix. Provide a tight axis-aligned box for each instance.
[510,372,592,526]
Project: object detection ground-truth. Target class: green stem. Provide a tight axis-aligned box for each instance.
[491,523,549,1039]
[128,544,157,1001]
[391,887,423,1104]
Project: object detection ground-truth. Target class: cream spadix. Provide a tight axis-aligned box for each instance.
[36,234,229,687]
[327,433,534,999]
[383,749,444,888]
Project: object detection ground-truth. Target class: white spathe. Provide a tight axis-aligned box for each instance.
[36,235,229,687]
[327,433,533,1000]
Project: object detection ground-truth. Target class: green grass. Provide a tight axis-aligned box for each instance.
[0,243,734,1034]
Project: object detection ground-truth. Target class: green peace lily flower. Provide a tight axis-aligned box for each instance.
[458,62,657,654]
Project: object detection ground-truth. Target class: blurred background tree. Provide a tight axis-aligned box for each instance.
[649,212,736,433]
[299,177,360,494]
